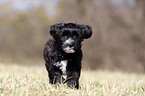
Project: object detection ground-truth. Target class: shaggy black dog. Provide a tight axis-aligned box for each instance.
[43,23,92,89]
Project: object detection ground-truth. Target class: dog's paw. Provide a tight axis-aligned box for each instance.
[67,80,79,89]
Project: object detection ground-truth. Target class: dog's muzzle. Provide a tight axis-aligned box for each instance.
[63,46,75,53]
[62,38,75,53]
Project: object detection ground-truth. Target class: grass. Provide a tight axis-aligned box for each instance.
[0,64,145,96]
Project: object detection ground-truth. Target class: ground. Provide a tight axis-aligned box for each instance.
[0,64,145,96]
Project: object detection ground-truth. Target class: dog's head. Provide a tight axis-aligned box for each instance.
[49,23,92,53]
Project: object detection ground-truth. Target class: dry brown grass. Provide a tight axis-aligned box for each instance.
[0,64,145,96]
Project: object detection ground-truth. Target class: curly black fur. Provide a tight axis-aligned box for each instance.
[43,23,92,89]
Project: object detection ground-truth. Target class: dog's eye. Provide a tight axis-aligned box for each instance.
[62,31,69,39]
[72,31,79,38]
[64,35,67,39]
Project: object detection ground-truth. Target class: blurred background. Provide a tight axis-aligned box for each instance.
[0,0,145,73]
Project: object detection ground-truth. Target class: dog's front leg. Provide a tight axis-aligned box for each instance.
[66,69,81,89]
[45,63,65,84]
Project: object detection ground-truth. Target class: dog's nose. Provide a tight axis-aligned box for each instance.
[67,42,75,48]
[69,44,73,47]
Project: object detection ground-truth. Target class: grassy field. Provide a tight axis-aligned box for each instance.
[0,64,145,96]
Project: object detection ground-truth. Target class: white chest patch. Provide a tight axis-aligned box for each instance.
[53,60,67,74]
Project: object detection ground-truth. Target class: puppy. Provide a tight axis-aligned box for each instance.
[43,23,92,89]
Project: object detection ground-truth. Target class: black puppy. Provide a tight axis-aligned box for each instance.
[43,23,92,89]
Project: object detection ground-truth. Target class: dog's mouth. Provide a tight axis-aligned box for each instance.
[63,46,75,53]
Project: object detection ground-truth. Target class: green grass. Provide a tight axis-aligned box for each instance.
[0,64,145,96]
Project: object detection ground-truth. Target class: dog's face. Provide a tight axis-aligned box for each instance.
[50,23,92,53]
[60,28,82,53]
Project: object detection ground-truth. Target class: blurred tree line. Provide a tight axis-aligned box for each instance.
[0,0,145,73]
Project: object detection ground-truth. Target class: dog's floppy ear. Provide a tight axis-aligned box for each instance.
[50,23,64,39]
[81,25,92,39]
